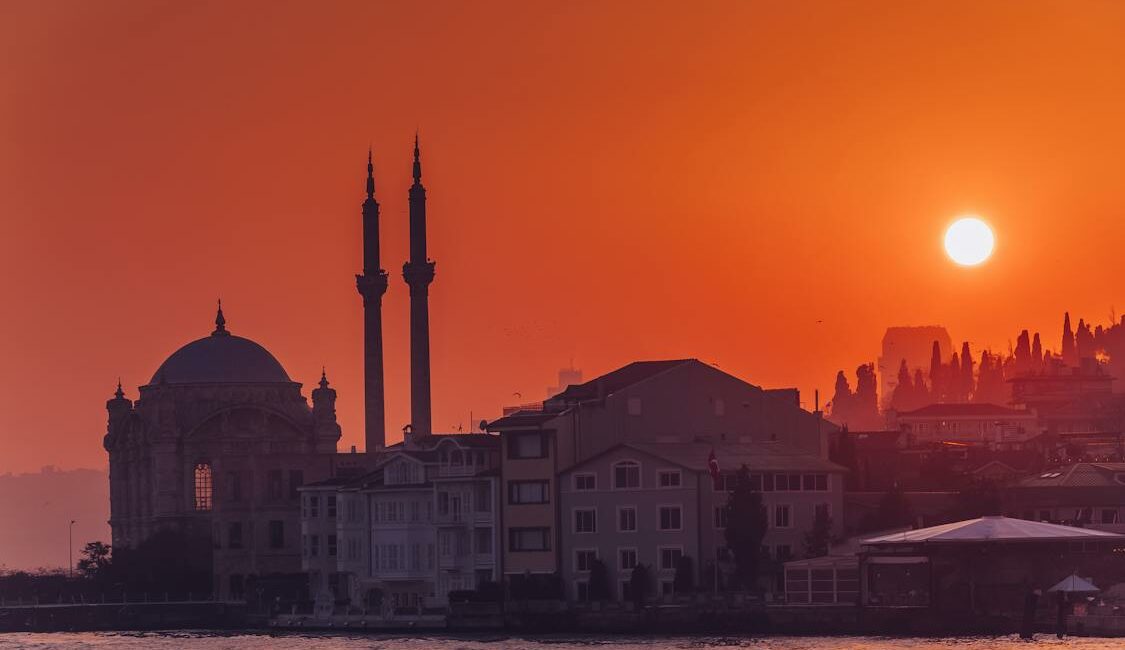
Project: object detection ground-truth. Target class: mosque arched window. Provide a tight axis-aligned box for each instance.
[194,462,213,511]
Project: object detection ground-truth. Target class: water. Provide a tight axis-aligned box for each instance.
[0,634,1120,650]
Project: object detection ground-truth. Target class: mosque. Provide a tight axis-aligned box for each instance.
[103,139,436,600]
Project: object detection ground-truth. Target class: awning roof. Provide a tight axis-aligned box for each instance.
[1048,574,1100,593]
[864,516,1124,545]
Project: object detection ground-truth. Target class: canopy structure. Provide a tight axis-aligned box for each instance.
[1048,574,1100,593]
[864,516,1124,546]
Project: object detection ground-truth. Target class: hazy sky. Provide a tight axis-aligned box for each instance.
[4,1,1125,473]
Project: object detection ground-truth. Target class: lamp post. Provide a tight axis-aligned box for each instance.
[68,519,76,577]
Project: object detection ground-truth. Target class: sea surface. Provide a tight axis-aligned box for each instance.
[0,633,1120,650]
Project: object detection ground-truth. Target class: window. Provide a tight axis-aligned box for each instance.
[618,506,637,532]
[1039,510,1052,521]
[714,398,725,416]
[509,527,550,551]
[659,547,683,571]
[475,483,492,512]
[575,581,591,602]
[614,461,641,489]
[803,474,816,491]
[575,549,597,572]
[659,505,682,531]
[508,480,550,504]
[627,397,642,415]
[288,470,304,499]
[269,520,284,549]
[574,508,597,533]
[327,495,337,518]
[229,574,244,599]
[228,522,243,549]
[714,505,728,529]
[1101,509,1120,524]
[776,544,792,561]
[267,470,284,500]
[815,503,831,522]
[774,504,792,528]
[658,470,682,488]
[328,534,337,557]
[310,534,320,557]
[310,495,320,518]
[508,432,546,459]
[619,548,637,571]
[574,473,596,491]
[193,463,213,511]
[474,527,492,554]
[713,473,731,492]
[226,471,241,503]
[815,474,828,491]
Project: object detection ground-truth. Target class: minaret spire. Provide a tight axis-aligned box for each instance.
[356,149,389,450]
[403,134,436,436]
[413,132,422,184]
[366,147,375,199]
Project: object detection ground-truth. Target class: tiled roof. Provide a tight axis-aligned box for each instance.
[864,516,1123,545]
[617,441,846,473]
[1013,463,1125,488]
[897,403,1029,418]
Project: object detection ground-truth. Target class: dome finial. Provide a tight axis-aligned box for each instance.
[319,366,330,389]
[213,299,229,336]
[114,378,124,399]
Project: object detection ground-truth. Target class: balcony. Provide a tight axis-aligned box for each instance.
[437,465,479,478]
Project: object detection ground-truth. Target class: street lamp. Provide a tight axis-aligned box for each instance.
[69,519,76,577]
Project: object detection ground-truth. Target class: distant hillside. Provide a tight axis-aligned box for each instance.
[0,467,110,571]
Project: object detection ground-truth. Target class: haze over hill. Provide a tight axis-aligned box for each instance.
[0,467,110,571]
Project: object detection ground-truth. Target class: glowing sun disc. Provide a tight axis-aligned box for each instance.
[944,217,994,266]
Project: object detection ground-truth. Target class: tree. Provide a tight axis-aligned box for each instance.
[1062,312,1076,364]
[588,558,611,601]
[629,564,651,607]
[960,341,974,401]
[889,359,914,412]
[673,555,695,594]
[828,370,853,424]
[853,363,879,426]
[929,340,944,401]
[804,508,833,558]
[723,465,768,590]
[76,541,112,581]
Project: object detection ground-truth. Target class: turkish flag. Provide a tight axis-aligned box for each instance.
[708,448,722,491]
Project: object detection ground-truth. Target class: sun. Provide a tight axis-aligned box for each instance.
[944,216,995,266]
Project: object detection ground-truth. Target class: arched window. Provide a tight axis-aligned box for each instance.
[194,462,213,511]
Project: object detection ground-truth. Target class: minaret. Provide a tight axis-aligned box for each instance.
[355,149,389,450]
[402,135,435,436]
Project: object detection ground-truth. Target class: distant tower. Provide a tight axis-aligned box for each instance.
[356,149,389,450]
[403,135,436,436]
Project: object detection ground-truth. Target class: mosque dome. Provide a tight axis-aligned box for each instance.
[148,304,292,385]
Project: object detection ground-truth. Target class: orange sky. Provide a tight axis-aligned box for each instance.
[4,1,1125,473]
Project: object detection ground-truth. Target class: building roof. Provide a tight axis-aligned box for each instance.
[550,359,694,402]
[149,315,292,385]
[897,403,1029,418]
[486,410,562,430]
[1012,463,1125,488]
[863,516,1124,545]
[613,441,845,474]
